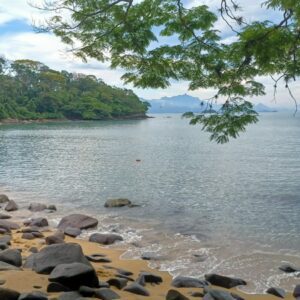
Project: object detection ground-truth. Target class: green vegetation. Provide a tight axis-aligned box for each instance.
[0,58,148,121]
[37,0,300,142]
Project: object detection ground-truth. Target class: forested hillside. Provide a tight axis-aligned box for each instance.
[0,58,148,121]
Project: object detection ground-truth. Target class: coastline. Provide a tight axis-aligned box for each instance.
[0,192,297,299]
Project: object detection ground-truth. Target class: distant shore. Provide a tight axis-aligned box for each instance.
[0,192,297,299]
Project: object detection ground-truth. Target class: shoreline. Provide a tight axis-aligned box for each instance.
[0,193,297,299]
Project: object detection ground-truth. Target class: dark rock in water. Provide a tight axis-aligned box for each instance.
[0,287,20,299]
[89,233,123,245]
[64,227,81,238]
[0,249,22,267]
[4,200,18,212]
[123,283,150,296]
[49,262,99,289]
[47,282,71,293]
[172,276,208,288]
[0,213,11,219]
[166,289,189,300]
[58,292,82,300]
[0,261,20,271]
[79,286,95,297]
[24,218,48,228]
[18,291,48,300]
[47,205,57,211]
[0,220,20,230]
[58,214,98,230]
[22,233,35,240]
[104,198,132,208]
[94,288,120,300]
[141,252,164,261]
[86,254,110,263]
[32,243,91,274]
[136,272,162,286]
[266,287,286,298]
[0,194,9,203]
[204,274,246,289]
[293,284,300,298]
[28,203,47,212]
[279,263,300,273]
[107,278,128,289]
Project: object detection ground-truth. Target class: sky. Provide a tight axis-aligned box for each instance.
[0,0,298,108]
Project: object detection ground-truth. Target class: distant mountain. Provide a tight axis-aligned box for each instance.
[254,103,277,112]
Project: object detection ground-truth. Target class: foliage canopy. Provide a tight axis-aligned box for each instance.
[36,0,300,143]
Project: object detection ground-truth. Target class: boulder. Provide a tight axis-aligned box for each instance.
[64,227,81,238]
[49,262,99,289]
[58,214,98,230]
[0,220,20,231]
[24,218,48,227]
[0,287,20,300]
[89,233,123,245]
[32,243,91,274]
[47,282,71,293]
[5,200,18,212]
[107,278,128,289]
[293,285,300,298]
[205,274,247,289]
[104,198,132,208]
[45,235,65,245]
[171,276,208,288]
[47,205,57,211]
[124,283,149,296]
[279,264,300,273]
[57,292,82,300]
[23,254,36,269]
[0,213,11,219]
[22,233,35,240]
[0,235,12,245]
[203,288,240,300]
[94,288,120,300]
[79,286,95,297]
[0,194,9,203]
[136,272,162,286]
[166,289,189,300]
[18,291,48,300]
[0,249,22,267]
[28,203,47,212]
[266,287,285,298]
[86,254,108,263]
[0,261,20,271]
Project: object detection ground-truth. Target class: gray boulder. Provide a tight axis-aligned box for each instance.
[46,230,65,245]
[28,203,47,212]
[32,243,91,274]
[0,287,20,300]
[24,218,48,227]
[47,282,71,293]
[107,278,128,289]
[266,287,286,298]
[18,291,48,299]
[0,261,21,271]
[0,194,9,203]
[49,262,99,289]
[104,198,132,208]
[0,220,20,231]
[5,200,18,212]
[64,227,81,238]
[166,289,189,300]
[0,213,11,219]
[0,249,22,267]
[89,233,123,245]
[203,288,241,300]
[171,276,208,288]
[124,283,149,296]
[205,274,247,289]
[293,285,300,298]
[94,288,120,300]
[136,271,162,286]
[58,214,98,230]
[58,292,82,300]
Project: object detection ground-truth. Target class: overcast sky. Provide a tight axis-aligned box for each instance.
[0,0,298,108]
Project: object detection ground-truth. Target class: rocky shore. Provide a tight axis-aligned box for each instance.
[0,194,298,300]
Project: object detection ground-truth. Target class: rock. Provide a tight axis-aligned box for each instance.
[293,285,300,298]
[89,233,123,245]
[123,283,150,296]
[49,262,99,289]
[104,198,132,208]
[0,194,9,203]
[116,274,134,281]
[136,272,162,286]
[32,232,44,238]
[58,214,98,230]
[203,288,238,300]
[0,213,11,219]
[94,288,120,300]
[21,227,41,233]
[64,227,81,238]
[57,292,82,300]
[115,268,133,276]
[0,279,6,285]
[0,243,9,250]
[23,254,36,269]
[107,278,128,289]
[141,252,164,261]
[28,203,47,212]
[86,254,110,263]
[171,276,208,288]
[204,274,247,289]
[22,233,35,240]
[0,220,20,230]
[45,235,65,245]
[279,263,300,273]
[0,249,22,267]
[166,289,189,300]
[79,286,95,297]
[24,218,48,228]
[0,261,20,271]
[29,247,38,254]
[5,200,18,212]
[0,228,9,234]
[0,235,12,245]
[18,291,48,299]
[0,287,20,299]
[190,291,204,297]
[47,205,57,211]
[47,282,71,293]
[32,243,91,274]
[266,287,286,298]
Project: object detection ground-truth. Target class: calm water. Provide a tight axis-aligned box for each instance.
[0,113,299,293]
